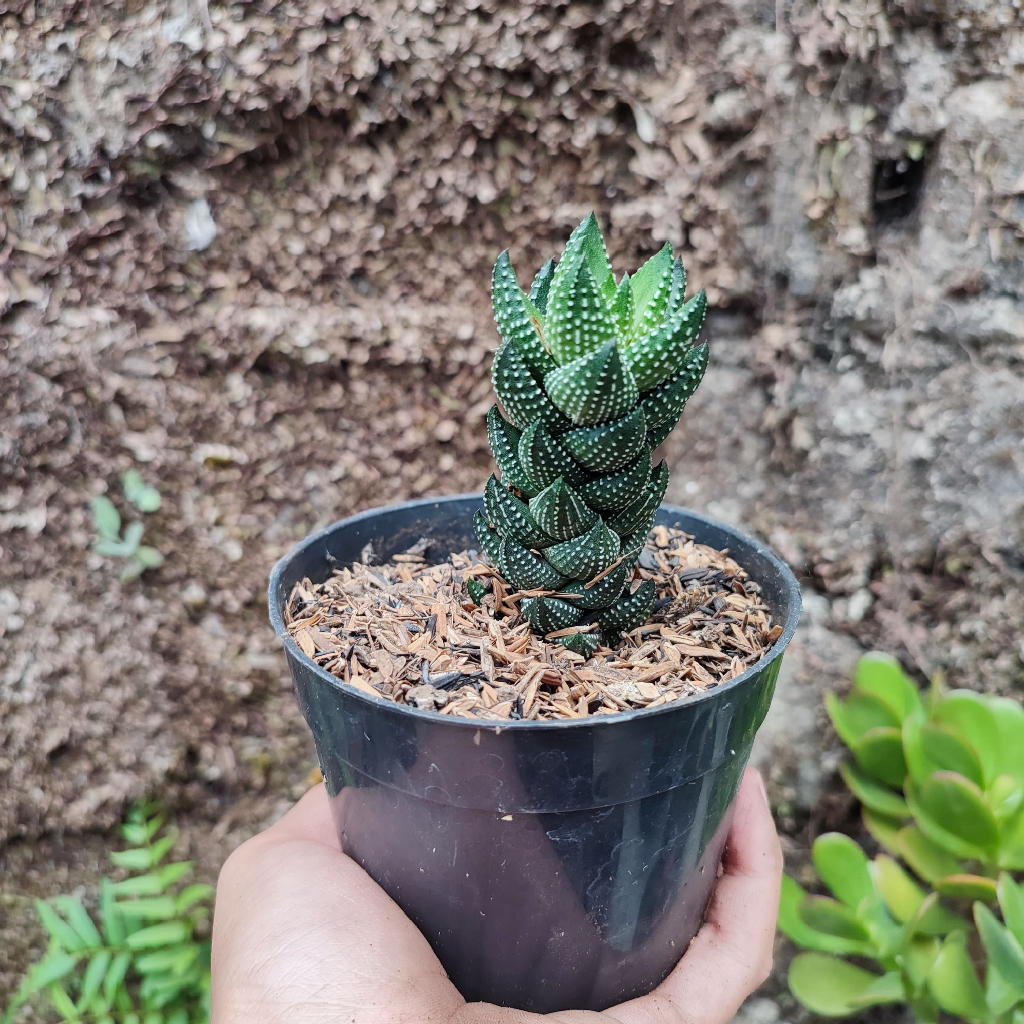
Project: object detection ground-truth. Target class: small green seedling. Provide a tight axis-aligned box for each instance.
[91,472,164,582]
[2,805,213,1024]
[780,653,1024,1021]
[122,469,162,513]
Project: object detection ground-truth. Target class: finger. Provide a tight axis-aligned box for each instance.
[609,768,782,1024]
[263,783,341,850]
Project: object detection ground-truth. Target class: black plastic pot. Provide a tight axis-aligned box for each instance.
[269,496,801,1013]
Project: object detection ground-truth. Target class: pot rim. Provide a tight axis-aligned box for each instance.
[268,493,802,731]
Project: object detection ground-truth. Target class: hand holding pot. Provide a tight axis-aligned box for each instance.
[211,767,782,1024]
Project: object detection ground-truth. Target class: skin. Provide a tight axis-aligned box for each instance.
[212,767,782,1024]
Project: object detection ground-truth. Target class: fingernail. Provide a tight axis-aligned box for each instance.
[755,769,770,810]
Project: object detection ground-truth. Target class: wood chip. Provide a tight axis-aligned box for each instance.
[284,526,775,721]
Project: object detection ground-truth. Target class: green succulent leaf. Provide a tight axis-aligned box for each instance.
[561,407,647,473]
[486,406,536,496]
[560,631,600,658]
[907,772,1000,861]
[492,249,557,379]
[528,477,597,541]
[611,273,634,338]
[598,580,656,639]
[789,953,895,1017]
[991,697,1024,780]
[518,421,586,491]
[645,418,676,451]
[917,722,984,787]
[623,290,707,391]
[544,519,622,581]
[811,833,874,910]
[639,343,709,428]
[987,962,1022,1016]
[778,876,874,955]
[932,691,1001,787]
[607,461,669,536]
[135,547,164,570]
[854,726,908,788]
[122,470,162,513]
[466,578,489,605]
[870,856,966,935]
[544,342,640,427]
[927,934,990,1022]
[91,495,122,541]
[529,258,555,314]
[862,808,904,853]
[627,242,674,341]
[545,256,617,365]
[560,559,633,609]
[896,825,964,886]
[521,596,582,634]
[666,257,687,315]
[499,537,569,591]
[491,341,571,434]
[829,689,902,748]
[485,475,554,548]
[799,896,872,943]
[578,451,653,512]
[999,874,1024,948]
[473,509,504,567]
[935,874,999,901]
[854,652,923,721]
[840,763,911,819]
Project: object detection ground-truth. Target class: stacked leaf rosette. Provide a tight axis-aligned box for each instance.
[474,214,708,656]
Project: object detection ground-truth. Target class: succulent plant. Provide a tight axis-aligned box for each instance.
[779,652,1024,1022]
[475,214,708,654]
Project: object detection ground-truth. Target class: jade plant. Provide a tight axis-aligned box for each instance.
[780,653,1024,1020]
[474,214,708,655]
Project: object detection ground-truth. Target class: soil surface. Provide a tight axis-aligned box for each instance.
[2,0,1022,1015]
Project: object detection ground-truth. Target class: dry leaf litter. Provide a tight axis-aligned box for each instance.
[286,525,780,722]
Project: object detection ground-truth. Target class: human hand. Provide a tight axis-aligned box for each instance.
[211,766,782,1024]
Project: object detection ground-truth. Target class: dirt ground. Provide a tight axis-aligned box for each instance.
[2,0,1023,1014]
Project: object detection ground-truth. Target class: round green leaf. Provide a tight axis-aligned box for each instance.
[871,857,965,937]
[789,952,890,1017]
[936,874,999,901]
[854,727,908,787]
[800,896,872,942]
[933,691,1001,786]
[778,876,874,955]
[91,495,122,540]
[897,825,963,886]
[828,690,902,750]
[919,723,984,787]
[974,902,1024,992]
[840,763,911,819]
[812,833,874,909]
[862,809,903,853]
[999,874,1024,949]
[991,698,1024,780]
[909,772,1000,860]
[927,935,990,1022]
[855,652,923,721]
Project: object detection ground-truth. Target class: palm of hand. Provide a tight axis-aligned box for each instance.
[212,768,781,1024]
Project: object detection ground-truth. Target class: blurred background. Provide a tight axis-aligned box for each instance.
[2,0,1022,1013]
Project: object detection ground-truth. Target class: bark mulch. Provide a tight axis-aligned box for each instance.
[284,525,780,722]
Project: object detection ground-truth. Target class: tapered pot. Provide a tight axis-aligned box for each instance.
[269,495,801,1013]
